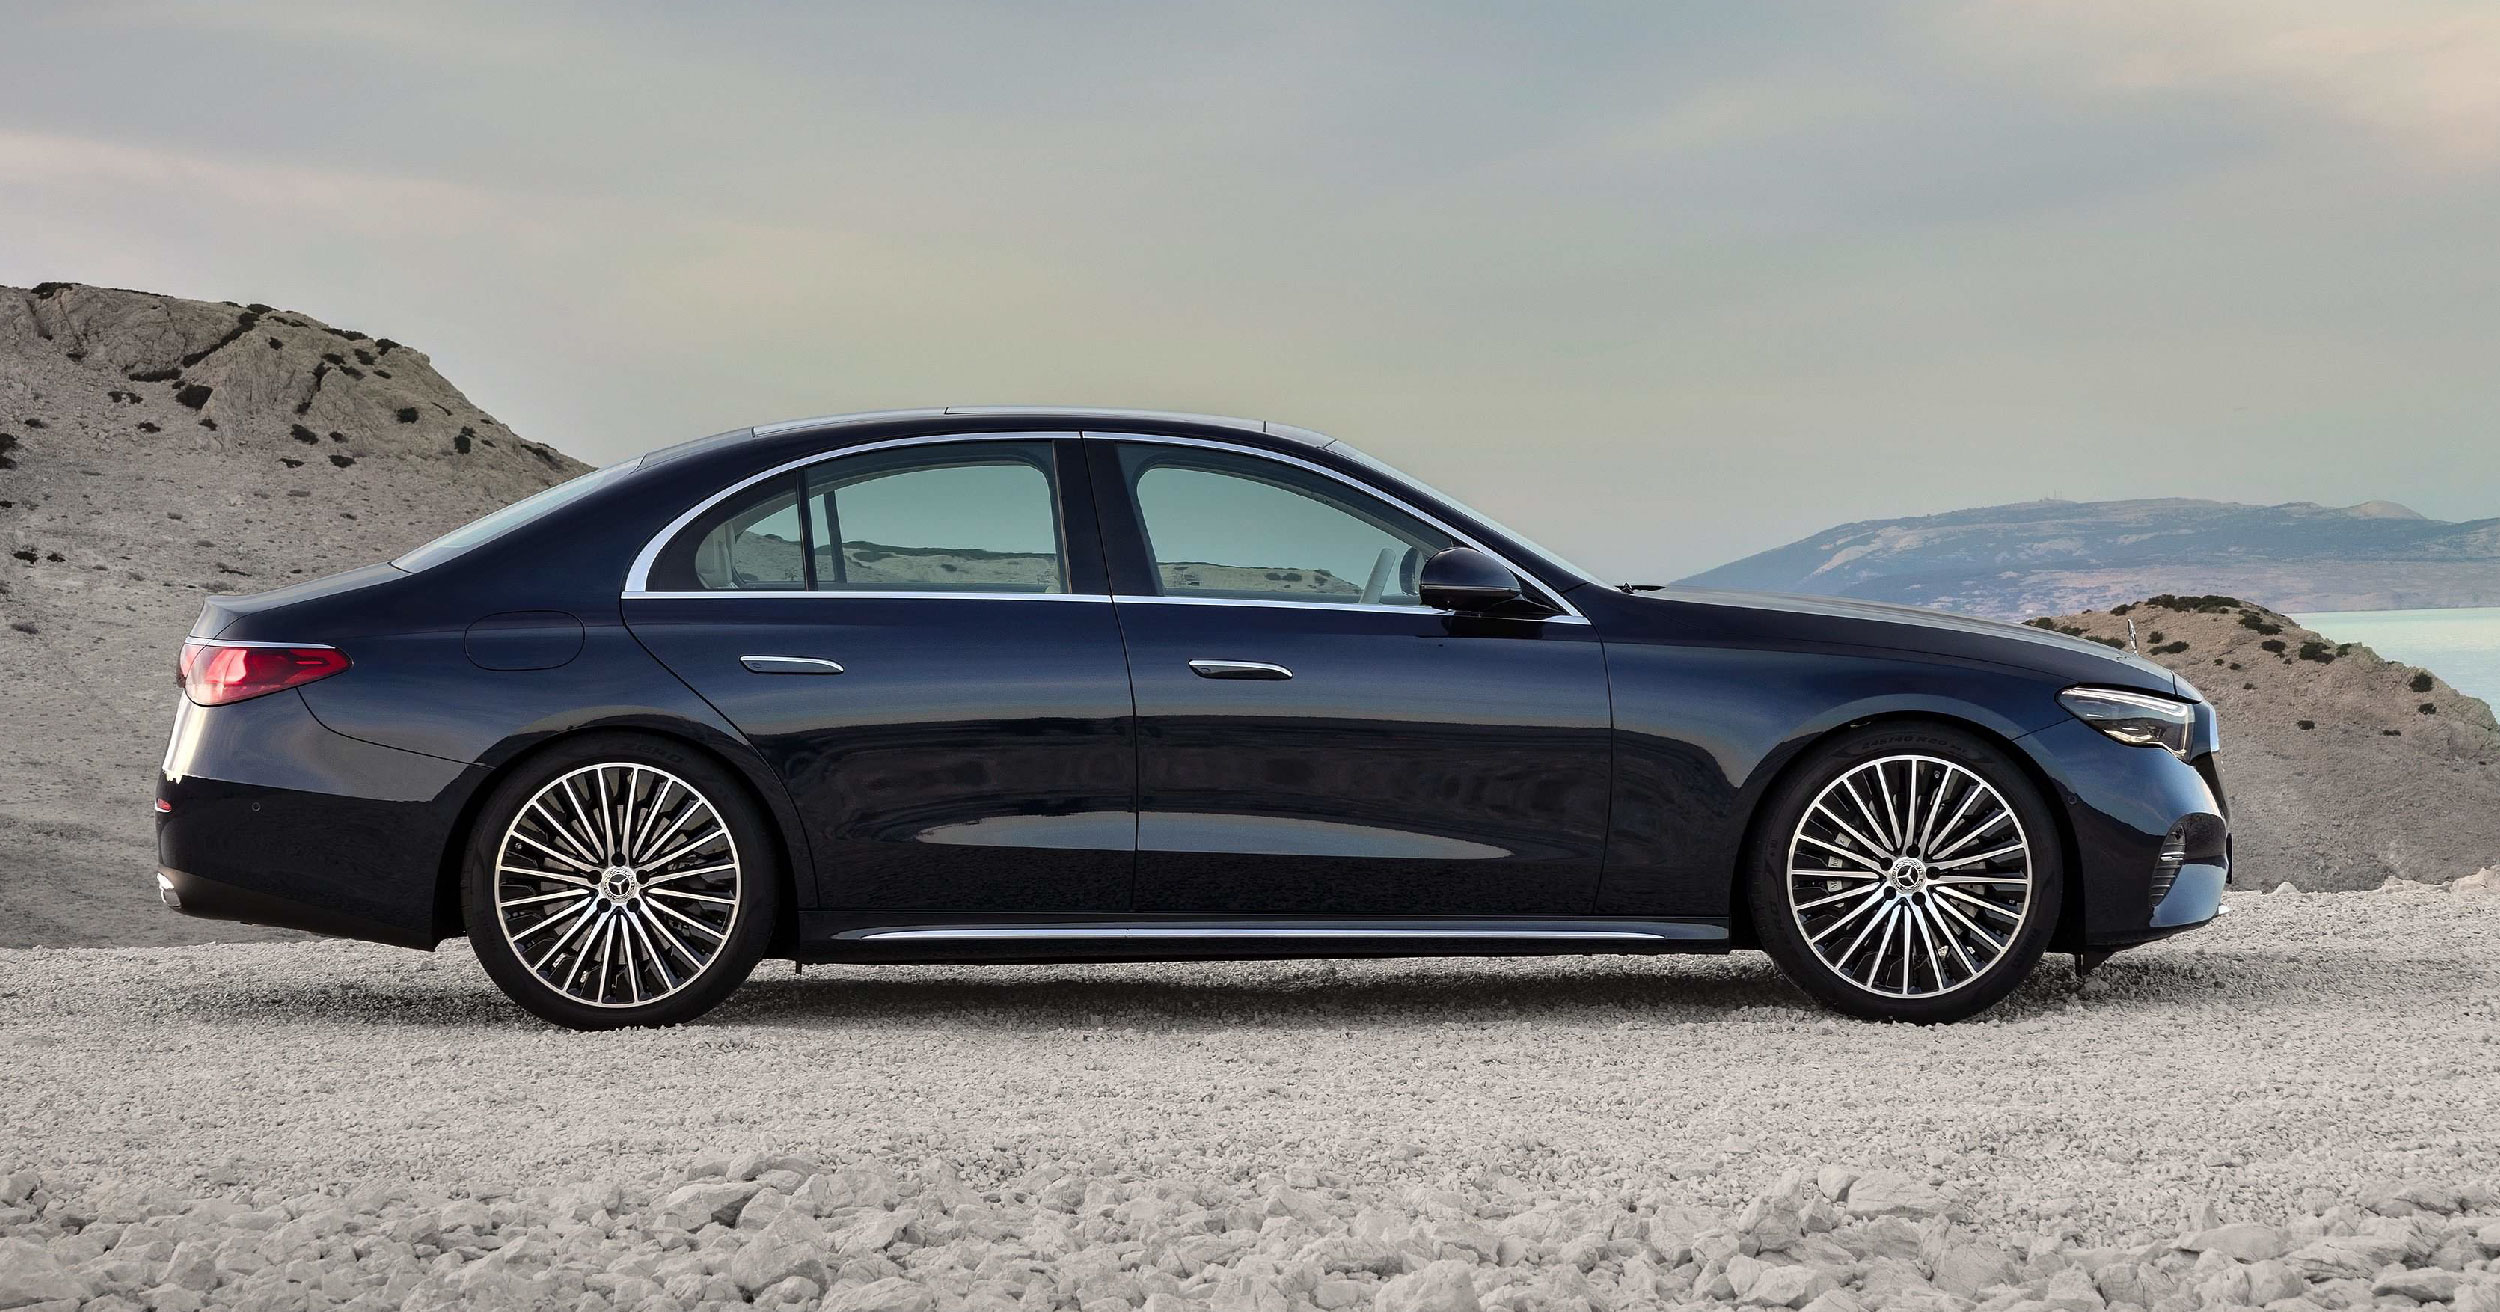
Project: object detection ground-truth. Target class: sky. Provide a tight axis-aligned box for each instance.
[5,1,2497,580]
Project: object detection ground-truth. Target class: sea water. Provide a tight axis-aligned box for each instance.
[2294,607,2500,708]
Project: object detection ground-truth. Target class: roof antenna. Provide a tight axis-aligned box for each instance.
[2127,618,2139,653]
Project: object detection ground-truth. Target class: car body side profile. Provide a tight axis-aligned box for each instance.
[156,408,2229,1027]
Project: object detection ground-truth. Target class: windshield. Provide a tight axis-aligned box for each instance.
[1325,443,1603,588]
[392,456,644,571]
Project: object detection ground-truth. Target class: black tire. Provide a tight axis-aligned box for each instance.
[463,732,780,1029]
[1747,722,2064,1023]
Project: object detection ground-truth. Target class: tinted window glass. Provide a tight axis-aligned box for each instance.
[803,450,1065,593]
[688,480,806,590]
[1119,448,1450,604]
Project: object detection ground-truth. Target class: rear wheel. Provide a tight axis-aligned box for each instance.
[463,733,779,1029]
[1748,723,2063,1022]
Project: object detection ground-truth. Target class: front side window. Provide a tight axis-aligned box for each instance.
[649,441,1066,593]
[1118,447,1452,605]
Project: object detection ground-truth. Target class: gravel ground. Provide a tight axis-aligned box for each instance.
[5,886,2498,1311]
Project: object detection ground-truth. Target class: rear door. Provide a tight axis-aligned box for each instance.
[623,434,1137,916]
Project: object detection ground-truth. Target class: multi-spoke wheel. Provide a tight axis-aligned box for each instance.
[1749,725,2062,1022]
[463,734,778,1029]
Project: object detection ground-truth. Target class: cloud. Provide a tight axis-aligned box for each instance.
[1943,0,2500,170]
[0,130,503,239]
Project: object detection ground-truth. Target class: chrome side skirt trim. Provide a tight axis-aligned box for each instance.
[837,920,1725,943]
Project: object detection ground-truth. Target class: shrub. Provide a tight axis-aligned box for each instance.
[2153,640,2190,655]
[394,407,419,424]
[2420,703,2437,715]
[290,425,320,445]
[174,384,212,409]
[2297,719,2315,730]
[2409,672,2434,693]
[2110,602,2136,615]
[2261,639,2287,654]
[2145,594,2243,612]
[2238,613,2282,634]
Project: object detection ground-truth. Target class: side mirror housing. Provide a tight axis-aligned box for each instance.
[1419,547,1534,614]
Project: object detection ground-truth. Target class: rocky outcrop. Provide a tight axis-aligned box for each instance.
[2034,594,2500,889]
[0,282,591,946]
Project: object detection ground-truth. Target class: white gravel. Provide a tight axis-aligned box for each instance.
[5,885,2499,1311]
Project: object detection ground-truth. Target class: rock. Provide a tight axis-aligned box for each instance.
[729,1239,830,1295]
[1934,1243,2017,1297]
[2455,867,2497,895]
[0,1237,91,1307]
[1841,1173,1951,1220]
[655,1182,760,1231]
[1742,1263,1836,1308]
[2373,1268,2463,1302]
[2456,1279,2500,1312]
[1374,1258,1480,1312]
[2177,1222,2293,1262]
[1799,1291,1863,1312]
[820,1276,937,1312]
[2041,1266,2106,1312]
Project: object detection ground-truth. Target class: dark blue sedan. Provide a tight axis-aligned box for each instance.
[157,409,2227,1027]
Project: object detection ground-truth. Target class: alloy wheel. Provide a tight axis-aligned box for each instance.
[1785,753,2034,999]
[492,763,743,1009]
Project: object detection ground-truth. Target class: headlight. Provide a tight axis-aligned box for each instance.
[2059,686,2196,758]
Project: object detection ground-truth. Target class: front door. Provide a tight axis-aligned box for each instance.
[624,435,1137,914]
[1091,438,1613,916]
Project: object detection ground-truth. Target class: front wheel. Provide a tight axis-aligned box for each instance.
[463,733,780,1029]
[1748,724,2063,1023]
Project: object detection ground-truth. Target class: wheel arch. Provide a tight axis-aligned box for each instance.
[1722,710,2083,953]
[429,719,809,956]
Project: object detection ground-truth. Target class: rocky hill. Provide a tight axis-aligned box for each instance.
[0,282,590,947]
[2031,595,2500,890]
[1684,498,2500,619]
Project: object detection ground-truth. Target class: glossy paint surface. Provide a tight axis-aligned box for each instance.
[153,407,2227,962]
[1115,598,1611,915]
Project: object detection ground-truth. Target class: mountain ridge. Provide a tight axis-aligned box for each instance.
[1681,496,2500,619]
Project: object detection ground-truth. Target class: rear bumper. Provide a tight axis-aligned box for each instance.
[157,690,481,949]
[156,865,437,949]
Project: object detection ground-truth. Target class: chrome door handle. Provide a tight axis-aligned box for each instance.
[1188,659,1292,680]
[741,655,845,675]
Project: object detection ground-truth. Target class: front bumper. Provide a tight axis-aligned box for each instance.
[2018,717,2229,948]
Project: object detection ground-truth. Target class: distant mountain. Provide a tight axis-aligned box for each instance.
[1679,497,2500,620]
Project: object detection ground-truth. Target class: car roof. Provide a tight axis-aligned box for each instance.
[749,406,1335,447]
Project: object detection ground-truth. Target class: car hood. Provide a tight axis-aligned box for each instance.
[1647,586,2187,698]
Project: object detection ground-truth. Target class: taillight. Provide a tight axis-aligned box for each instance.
[176,641,349,706]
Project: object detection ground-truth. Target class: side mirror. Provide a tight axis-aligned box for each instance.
[1418,547,1527,613]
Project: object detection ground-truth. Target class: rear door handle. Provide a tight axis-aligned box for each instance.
[741,655,845,675]
[1188,659,1292,680]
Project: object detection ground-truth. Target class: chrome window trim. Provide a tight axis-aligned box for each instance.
[1092,432,1589,623]
[180,639,343,649]
[628,589,1110,603]
[1110,594,1590,625]
[620,431,1080,595]
[619,428,1586,624]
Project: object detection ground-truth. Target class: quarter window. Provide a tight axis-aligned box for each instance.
[652,442,1067,594]
[1118,447,1452,605]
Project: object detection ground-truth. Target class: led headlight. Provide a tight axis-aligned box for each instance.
[2059,686,2196,758]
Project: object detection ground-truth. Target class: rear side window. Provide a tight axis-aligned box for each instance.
[647,442,1067,594]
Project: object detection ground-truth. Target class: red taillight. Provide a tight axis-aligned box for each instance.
[176,641,350,706]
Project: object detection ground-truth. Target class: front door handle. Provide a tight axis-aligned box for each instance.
[1188,659,1292,680]
[741,655,845,675]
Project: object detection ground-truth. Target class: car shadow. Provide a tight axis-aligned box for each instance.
[152,938,2459,1031]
